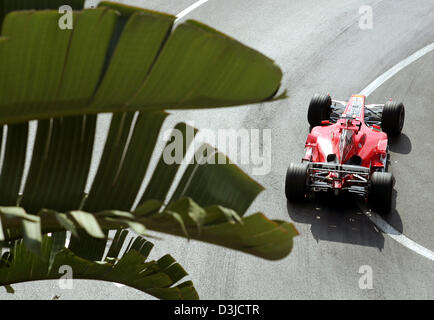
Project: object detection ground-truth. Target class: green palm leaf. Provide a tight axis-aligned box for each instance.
[0,1,284,124]
[0,1,297,299]
[0,232,198,299]
[0,197,298,261]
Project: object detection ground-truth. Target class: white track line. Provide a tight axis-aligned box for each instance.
[360,42,434,96]
[175,0,210,22]
[368,211,434,261]
[360,42,434,261]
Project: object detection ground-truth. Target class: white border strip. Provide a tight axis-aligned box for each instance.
[175,0,210,22]
[360,42,434,96]
[368,212,434,261]
[360,42,434,261]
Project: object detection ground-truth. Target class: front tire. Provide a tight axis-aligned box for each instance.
[285,162,309,202]
[381,101,405,136]
[308,94,332,127]
[369,172,394,213]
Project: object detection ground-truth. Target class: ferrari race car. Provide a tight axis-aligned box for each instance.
[285,94,405,213]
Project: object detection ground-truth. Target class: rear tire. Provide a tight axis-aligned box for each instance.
[308,94,332,127]
[285,162,309,202]
[381,101,405,136]
[369,172,394,213]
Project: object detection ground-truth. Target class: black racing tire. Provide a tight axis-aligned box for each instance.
[285,162,309,202]
[381,101,405,136]
[308,94,332,127]
[369,172,394,213]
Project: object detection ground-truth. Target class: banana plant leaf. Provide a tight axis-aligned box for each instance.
[0,1,297,299]
[0,111,298,259]
[0,197,298,261]
[0,232,199,300]
[0,1,284,124]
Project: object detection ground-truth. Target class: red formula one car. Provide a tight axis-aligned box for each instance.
[285,94,405,213]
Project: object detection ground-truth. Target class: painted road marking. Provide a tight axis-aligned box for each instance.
[360,42,434,96]
[360,42,434,261]
[175,0,210,22]
[368,210,434,261]
[365,210,434,261]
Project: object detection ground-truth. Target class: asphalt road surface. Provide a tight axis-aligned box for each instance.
[6,0,433,299]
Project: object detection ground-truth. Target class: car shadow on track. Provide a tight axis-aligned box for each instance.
[286,192,403,249]
[383,189,404,233]
[389,133,412,154]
